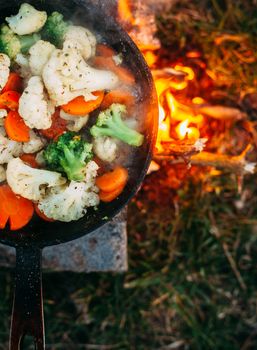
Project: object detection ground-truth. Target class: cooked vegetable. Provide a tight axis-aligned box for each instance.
[41,11,70,47]
[0,91,20,110]
[42,47,118,106]
[4,110,30,142]
[14,53,31,78]
[0,165,6,182]
[96,44,116,57]
[39,108,67,140]
[99,184,125,203]
[6,3,47,35]
[93,56,135,85]
[22,130,45,154]
[20,153,38,168]
[96,167,128,193]
[0,184,34,230]
[90,104,144,147]
[34,204,54,222]
[28,40,56,75]
[19,76,54,129]
[0,109,7,125]
[6,157,66,201]
[93,136,118,162]
[60,110,89,132]
[0,24,40,59]
[38,161,99,222]
[61,91,104,116]
[0,54,10,91]
[0,127,23,164]
[101,90,135,110]
[43,131,93,181]
[2,72,22,93]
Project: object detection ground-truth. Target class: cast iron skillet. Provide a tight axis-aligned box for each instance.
[0,0,158,348]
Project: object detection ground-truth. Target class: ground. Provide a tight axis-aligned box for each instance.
[1,0,257,349]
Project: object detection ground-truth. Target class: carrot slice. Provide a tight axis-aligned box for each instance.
[101,90,135,110]
[34,204,55,222]
[0,91,21,110]
[96,167,128,193]
[96,44,116,57]
[2,73,23,93]
[4,110,30,142]
[99,184,126,203]
[93,56,135,85]
[20,154,38,168]
[61,91,105,116]
[40,108,67,140]
[0,185,34,230]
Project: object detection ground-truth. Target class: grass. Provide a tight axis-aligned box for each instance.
[1,0,257,349]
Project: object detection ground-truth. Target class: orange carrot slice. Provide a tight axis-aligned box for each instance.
[0,185,34,230]
[20,154,38,168]
[0,91,21,110]
[96,44,116,57]
[99,184,126,202]
[2,73,23,93]
[101,90,135,110]
[4,110,30,142]
[40,108,67,140]
[61,91,105,116]
[96,167,128,193]
[93,57,135,85]
[34,204,55,222]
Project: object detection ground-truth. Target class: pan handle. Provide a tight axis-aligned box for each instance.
[9,246,45,350]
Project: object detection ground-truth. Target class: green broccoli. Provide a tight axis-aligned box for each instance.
[43,132,93,181]
[41,11,70,47]
[0,24,40,59]
[90,104,144,147]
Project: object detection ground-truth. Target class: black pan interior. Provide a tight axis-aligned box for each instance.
[0,0,158,248]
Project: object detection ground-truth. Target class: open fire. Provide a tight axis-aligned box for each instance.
[117,0,256,178]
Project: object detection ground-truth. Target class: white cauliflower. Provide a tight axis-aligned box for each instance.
[0,165,6,182]
[93,136,118,162]
[63,25,96,61]
[29,40,56,76]
[38,161,99,222]
[35,150,46,167]
[6,3,47,35]
[42,48,118,106]
[6,157,66,201]
[22,130,46,154]
[19,76,54,130]
[0,54,10,91]
[60,110,89,132]
[15,54,31,79]
[0,109,7,126]
[0,127,23,164]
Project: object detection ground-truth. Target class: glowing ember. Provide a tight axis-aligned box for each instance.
[117,0,134,24]
[176,120,200,140]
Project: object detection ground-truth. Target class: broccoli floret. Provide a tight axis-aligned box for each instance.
[41,11,70,47]
[90,104,144,147]
[43,132,93,181]
[0,24,40,59]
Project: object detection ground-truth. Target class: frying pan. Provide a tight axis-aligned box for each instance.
[0,0,158,348]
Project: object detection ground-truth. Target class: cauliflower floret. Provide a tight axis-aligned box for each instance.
[29,40,56,76]
[42,48,118,106]
[63,25,96,61]
[60,110,89,132]
[38,161,99,222]
[6,157,66,201]
[35,150,46,167]
[0,109,7,126]
[0,165,6,182]
[6,3,47,35]
[19,76,54,130]
[93,136,118,162]
[0,54,10,91]
[15,53,31,79]
[0,127,23,164]
[22,130,46,154]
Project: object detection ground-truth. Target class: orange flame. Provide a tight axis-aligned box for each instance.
[117,0,135,24]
